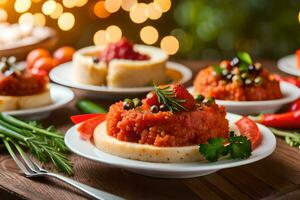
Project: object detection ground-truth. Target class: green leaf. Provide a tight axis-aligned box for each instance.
[212,64,222,75]
[237,52,253,65]
[238,63,249,72]
[229,136,251,159]
[199,137,227,162]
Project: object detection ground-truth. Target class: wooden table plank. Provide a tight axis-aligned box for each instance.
[0,60,299,200]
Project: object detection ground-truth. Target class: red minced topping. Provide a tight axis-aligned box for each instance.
[99,38,150,62]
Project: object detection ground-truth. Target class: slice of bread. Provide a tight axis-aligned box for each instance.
[93,122,203,163]
[0,88,52,111]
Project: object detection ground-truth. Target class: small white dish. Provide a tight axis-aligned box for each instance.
[277,54,300,76]
[4,84,74,120]
[189,82,300,115]
[65,113,276,179]
[49,61,192,99]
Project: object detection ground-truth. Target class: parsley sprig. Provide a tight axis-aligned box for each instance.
[153,84,187,113]
[0,113,73,175]
[199,131,252,162]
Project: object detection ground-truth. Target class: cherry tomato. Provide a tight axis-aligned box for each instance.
[32,57,57,73]
[26,48,50,69]
[53,46,75,64]
[235,116,261,149]
[220,60,231,70]
[77,115,107,140]
[145,92,159,106]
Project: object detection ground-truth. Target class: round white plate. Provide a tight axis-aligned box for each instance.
[4,84,74,120]
[278,54,300,76]
[49,61,192,99]
[189,82,300,115]
[65,113,276,179]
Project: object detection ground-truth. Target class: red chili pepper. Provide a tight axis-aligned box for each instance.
[273,74,300,88]
[70,114,106,124]
[288,98,300,112]
[296,49,300,69]
[255,110,300,129]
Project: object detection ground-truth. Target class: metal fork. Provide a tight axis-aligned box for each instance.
[4,140,124,200]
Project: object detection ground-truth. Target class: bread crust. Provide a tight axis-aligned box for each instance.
[93,122,203,163]
[0,88,52,111]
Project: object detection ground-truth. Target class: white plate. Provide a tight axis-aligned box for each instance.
[49,61,192,99]
[277,54,300,76]
[65,113,276,179]
[4,84,74,120]
[188,82,300,115]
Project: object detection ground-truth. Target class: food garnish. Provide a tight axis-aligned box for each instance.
[288,98,300,112]
[76,114,107,140]
[212,52,264,86]
[273,74,300,88]
[76,99,107,114]
[253,110,300,129]
[70,113,106,124]
[0,113,73,175]
[199,131,252,162]
[270,128,300,148]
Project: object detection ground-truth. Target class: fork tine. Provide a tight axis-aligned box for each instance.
[3,139,33,176]
[14,141,41,173]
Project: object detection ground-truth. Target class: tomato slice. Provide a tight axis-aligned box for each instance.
[77,115,106,140]
[71,114,105,124]
[235,116,261,149]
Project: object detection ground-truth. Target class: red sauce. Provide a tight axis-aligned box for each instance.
[106,102,229,147]
[99,38,150,62]
[0,71,48,96]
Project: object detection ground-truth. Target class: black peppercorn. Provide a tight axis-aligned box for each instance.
[248,64,255,72]
[230,57,240,66]
[123,101,134,110]
[92,56,100,64]
[159,104,168,111]
[203,97,215,105]
[195,94,205,103]
[150,105,159,113]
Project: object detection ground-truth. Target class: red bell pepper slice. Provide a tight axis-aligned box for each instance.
[71,114,105,124]
[76,115,107,140]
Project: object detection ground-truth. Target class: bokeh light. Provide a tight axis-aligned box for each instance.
[33,13,46,26]
[50,3,63,19]
[121,0,137,12]
[76,0,88,7]
[42,0,57,16]
[94,1,111,19]
[130,3,148,24]
[147,2,163,20]
[63,0,77,8]
[93,30,108,46]
[160,36,179,55]
[0,8,7,22]
[18,12,34,25]
[15,0,31,13]
[58,12,75,31]
[105,25,122,43]
[140,26,159,45]
[298,11,300,24]
[154,0,171,13]
[104,0,122,13]
[0,0,7,6]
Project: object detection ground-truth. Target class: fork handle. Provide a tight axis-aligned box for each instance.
[47,172,124,200]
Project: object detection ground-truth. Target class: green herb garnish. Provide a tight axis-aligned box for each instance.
[212,64,222,75]
[237,52,253,65]
[270,128,300,148]
[154,84,187,113]
[0,113,73,175]
[199,131,252,162]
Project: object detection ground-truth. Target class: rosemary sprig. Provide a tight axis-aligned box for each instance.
[0,113,73,175]
[153,84,187,113]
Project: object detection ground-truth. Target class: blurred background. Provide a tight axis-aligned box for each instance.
[0,0,300,60]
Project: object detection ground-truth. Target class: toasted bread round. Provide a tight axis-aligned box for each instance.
[93,122,203,163]
[0,88,52,111]
[18,88,52,109]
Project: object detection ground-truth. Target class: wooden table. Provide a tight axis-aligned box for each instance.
[0,61,299,200]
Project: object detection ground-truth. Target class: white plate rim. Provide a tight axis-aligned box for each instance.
[64,113,276,173]
[277,54,300,76]
[49,61,192,93]
[4,83,74,116]
[188,81,300,107]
